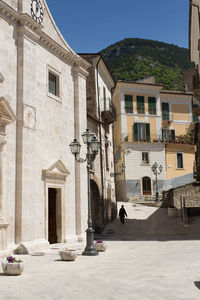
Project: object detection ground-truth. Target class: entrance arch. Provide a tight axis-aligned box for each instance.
[90,179,102,233]
[142,177,151,195]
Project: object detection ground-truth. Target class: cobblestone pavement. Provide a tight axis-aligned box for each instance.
[1,202,200,300]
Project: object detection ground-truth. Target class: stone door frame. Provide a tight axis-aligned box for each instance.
[42,160,70,243]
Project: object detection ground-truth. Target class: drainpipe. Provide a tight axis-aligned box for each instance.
[96,56,105,231]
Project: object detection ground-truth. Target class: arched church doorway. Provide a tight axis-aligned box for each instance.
[90,180,102,233]
[142,177,151,195]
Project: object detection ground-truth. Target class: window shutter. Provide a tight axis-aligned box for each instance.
[148,97,156,115]
[162,129,164,140]
[171,129,175,142]
[137,96,145,114]
[146,123,150,141]
[133,123,138,141]
[162,103,169,120]
[193,105,199,122]
[125,95,133,113]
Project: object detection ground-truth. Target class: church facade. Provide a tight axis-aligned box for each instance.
[0,0,90,254]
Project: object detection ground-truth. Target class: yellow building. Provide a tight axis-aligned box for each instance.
[113,78,196,201]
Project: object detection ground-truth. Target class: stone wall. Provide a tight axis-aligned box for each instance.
[162,182,200,208]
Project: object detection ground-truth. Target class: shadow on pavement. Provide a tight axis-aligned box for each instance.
[95,206,200,242]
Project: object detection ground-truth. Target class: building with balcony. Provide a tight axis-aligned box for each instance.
[113,78,196,201]
[79,54,116,232]
[189,0,200,182]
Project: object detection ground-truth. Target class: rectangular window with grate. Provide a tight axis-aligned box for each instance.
[124,95,133,113]
[176,152,184,169]
[137,96,145,114]
[148,97,156,115]
[49,72,59,97]
[142,152,149,164]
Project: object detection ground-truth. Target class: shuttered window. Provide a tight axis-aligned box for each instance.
[148,97,156,115]
[162,129,175,142]
[125,95,133,113]
[49,72,60,97]
[137,96,145,114]
[162,103,170,120]
[133,123,150,141]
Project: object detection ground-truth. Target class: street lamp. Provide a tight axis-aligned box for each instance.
[110,163,126,177]
[151,162,163,202]
[69,129,100,256]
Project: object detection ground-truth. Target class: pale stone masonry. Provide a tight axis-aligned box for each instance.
[79,54,117,232]
[0,0,90,254]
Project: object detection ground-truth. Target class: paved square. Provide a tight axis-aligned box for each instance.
[1,203,200,300]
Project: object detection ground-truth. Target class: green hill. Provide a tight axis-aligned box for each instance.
[100,38,193,90]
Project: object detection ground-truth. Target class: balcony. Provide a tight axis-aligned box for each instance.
[101,97,116,124]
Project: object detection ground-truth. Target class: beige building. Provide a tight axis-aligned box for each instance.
[79,54,117,232]
[113,78,196,201]
[0,0,90,255]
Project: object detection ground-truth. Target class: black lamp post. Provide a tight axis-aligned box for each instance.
[69,129,100,256]
[151,162,163,202]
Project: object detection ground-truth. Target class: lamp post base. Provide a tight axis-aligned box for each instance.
[82,227,99,256]
[155,192,159,202]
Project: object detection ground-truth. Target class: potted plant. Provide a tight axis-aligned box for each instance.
[59,248,77,261]
[168,205,178,218]
[94,239,107,252]
[2,256,24,275]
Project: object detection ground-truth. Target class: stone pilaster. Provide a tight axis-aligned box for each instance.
[0,138,9,251]
[73,65,88,238]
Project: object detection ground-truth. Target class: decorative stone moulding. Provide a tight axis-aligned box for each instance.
[94,241,107,252]
[2,260,25,276]
[168,207,178,218]
[59,249,77,261]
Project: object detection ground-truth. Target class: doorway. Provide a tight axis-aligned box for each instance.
[48,188,61,244]
[142,177,151,195]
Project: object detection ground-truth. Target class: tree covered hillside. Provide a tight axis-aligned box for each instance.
[100,38,193,90]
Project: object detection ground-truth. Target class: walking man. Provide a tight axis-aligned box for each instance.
[119,205,127,224]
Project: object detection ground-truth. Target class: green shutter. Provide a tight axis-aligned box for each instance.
[137,96,145,114]
[148,97,156,115]
[146,123,150,141]
[125,95,133,113]
[162,103,169,120]
[193,105,199,122]
[134,123,138,141]
[171,130,175,142]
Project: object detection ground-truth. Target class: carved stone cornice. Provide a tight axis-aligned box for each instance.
[0,1,90,71]
[73,65,90,79]
[0,97,16,125]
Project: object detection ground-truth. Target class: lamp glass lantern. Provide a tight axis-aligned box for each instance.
[90,137,100,153]
[120,163,126,173]
[81,129,94,144]
[69,139,81,155]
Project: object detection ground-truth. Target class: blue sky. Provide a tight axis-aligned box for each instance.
[46,0,189,53]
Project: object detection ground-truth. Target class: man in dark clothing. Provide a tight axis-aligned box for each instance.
[119,205,127,224]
